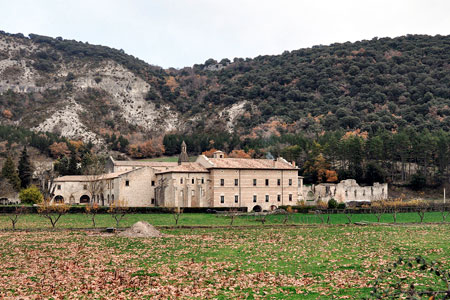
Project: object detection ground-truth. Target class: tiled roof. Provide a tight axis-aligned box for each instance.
[54,170,133,182]
[113,160,179,167]
[156,163,209,174]
[206,157,296,170]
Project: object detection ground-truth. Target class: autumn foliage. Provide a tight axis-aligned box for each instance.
[49,142,70,158]
[128,137,165,158]
[202,148,220,158]
[227,149,251,158]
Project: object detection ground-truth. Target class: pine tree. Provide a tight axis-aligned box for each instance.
[1,156,21,191]
[18,147,33,188]
[68,149,80,175]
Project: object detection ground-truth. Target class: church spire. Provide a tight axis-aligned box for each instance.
[178,140,189,165]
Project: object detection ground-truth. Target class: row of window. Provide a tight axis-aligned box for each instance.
[219,194,293,203]
[57,182,116,190]
[180,178,205,185]
[220,178,293,187]
[344,188,384,197]
[93,194,115,202]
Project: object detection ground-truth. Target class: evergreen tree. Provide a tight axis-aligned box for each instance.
[18,146,33,188]
[68,149,80,175]
[1,156,21,191]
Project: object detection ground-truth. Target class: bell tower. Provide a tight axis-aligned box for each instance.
[178,141,189,164]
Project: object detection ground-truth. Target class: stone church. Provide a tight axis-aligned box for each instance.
[53,142,388,210]
[53,142,300,211]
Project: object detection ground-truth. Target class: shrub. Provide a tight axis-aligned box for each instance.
[328,198,338,209]
[410,173,426,190]
[19,185,43,204]
[337,203,346,209]
[316,200,327,209]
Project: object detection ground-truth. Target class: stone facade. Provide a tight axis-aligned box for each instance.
[299,179,388,205]
[53,144,388,209]
[53,147,300,211]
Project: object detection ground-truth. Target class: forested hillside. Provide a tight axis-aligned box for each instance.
[0,31,450,188]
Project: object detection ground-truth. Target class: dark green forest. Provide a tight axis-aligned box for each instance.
[182,34,450,134]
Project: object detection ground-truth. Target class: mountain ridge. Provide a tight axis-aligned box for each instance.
[0,31,449,156]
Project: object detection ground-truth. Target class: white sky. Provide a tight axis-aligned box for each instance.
[1,0,449,68]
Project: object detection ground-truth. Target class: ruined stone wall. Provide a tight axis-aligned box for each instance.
[299,179,388,205]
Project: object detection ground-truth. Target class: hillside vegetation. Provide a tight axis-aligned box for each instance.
[0,31,450,187]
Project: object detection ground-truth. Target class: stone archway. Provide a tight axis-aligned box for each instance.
[252,205,262,212]
[54,195,64,203]
[80,195,90,204]
[270,205,277,211]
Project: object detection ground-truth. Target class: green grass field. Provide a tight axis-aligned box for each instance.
[0,211,449,230]
[0,224,449,299]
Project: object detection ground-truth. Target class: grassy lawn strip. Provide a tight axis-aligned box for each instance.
[0,211,448,230]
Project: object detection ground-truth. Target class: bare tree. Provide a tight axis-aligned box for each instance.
[0,179,16,202]
[8,206,26,230]
[172,207,183,226]
[315,210,325,224]
[108,199,129,227]
[85,202,100,227]
[344,209,353,224]
[34,161,54,191]
[37,199,69,228]
[417,201,428,223]
[283,206,294,225]
[37,168,57,202]
[371,201,386,223]
[84,155,106,204]
[256,213,267,225]
[439,203,450,223]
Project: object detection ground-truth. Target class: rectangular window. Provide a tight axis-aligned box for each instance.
[180,178,183,184]
[151,198,155,204]
[277,179,281,186]
[253,195,257,203]
[57,185,61,190]
[83,184,87,190]
[112,194,114,201]
[201,178,204,184]
[192,178,195,184]
[253,179,257,186]
[289,179,292,186]
[234,179,238,186]
[277,194,281,202]
[234,195,238,203]
[289,194,293,201]
[265,179,269,186]
[151,181,155,186]
[125,180,129,186]
[220,195,225,204]
[220,179,224,186]
[265,195,269,202]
